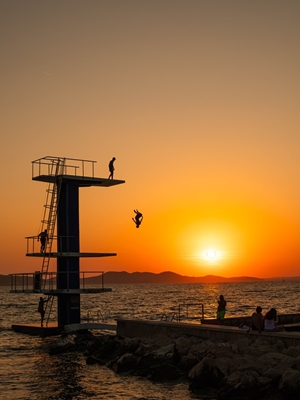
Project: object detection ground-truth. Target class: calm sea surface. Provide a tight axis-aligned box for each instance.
[1,281,300,399]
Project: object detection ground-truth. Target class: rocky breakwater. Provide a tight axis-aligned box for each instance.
[49,331,300,400]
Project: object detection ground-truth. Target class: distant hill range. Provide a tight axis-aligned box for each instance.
[2,271,299,286]
[97,271,264,284]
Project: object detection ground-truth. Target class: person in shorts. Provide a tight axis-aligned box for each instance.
[217,295,226,321]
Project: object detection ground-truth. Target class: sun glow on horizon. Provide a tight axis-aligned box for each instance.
[201,248,222,262]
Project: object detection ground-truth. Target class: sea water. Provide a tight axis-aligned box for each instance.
[0,281,300,399]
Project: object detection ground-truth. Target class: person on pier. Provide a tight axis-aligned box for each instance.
[216,295,227,321]
[248,306,264,333]
[263,308,285,332]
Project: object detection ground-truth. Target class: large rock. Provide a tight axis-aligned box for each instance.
[92,339,119,360]
[178,352,199,373]
[229,355,264,375]
[188,357,217,389]
[48,339,76,355]
[133,343,178,378]
[111,352,138,373]
[258,352,300,374]
[189,339,234,360]
[218,370,260,400]
[91,336,141,365]
[282,345,300,358]
[213,357,232,380]
[173,335,201,358]
[279,369,300,395]
[231,337,250,355]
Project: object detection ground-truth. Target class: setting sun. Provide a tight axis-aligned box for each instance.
[201,249,221,263]
[205,250,217,260]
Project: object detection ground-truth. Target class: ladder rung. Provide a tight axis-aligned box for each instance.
[44,205,57,210]
[41,220,56,225]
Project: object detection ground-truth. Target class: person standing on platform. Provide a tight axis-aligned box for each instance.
[38,297,49,327]
[216,294,227,321]
[108,157,116,179]
[37,229,48,253]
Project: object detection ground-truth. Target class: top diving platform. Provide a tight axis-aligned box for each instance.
[32,155,125,187]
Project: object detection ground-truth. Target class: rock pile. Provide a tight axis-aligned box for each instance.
[49,331,300,399]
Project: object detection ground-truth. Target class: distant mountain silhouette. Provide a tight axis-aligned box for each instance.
[1,272,299,286]
[86,271,263,284]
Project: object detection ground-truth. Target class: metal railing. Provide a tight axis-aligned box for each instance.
[86,309,108,323]
[178,303,205,323]
[25,235,76,255]
[159,303,205,324]
[161,313,179,322]
[32,156,97,179]
[9,271,106,292]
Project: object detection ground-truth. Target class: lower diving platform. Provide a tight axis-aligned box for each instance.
[9,271,110,294]
[12,322,117,336]
[26,252,116,257]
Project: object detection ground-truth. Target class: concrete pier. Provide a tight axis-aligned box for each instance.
[116,318,300,347]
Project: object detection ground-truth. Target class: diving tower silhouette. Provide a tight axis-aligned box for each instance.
[10,156,125,328]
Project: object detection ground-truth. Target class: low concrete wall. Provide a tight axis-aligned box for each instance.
[116,318,300,347]
[201,313,300,327]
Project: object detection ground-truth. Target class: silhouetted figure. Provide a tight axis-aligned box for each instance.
[108,157,116,179]
[248,306,264,333]
[216,294,227,321]
[38,297,49,327]
[132,209,143,228]
[263,307,285,332]
[37,229,48,253]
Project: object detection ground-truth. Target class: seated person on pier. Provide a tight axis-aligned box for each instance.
[132,209,143,228]
[263,308,285,332]
[248,306,264,333]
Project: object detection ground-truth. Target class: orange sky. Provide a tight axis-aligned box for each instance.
[1,1,300,278]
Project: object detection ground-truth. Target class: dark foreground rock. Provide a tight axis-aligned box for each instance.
[48,331,300,399]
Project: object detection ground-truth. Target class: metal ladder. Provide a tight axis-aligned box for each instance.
[39,157,65,289]
[44,295,54,327]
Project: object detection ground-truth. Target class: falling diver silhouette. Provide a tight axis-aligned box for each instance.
[132,209,143,228]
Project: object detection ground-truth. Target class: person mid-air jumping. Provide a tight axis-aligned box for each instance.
[132,209,143,228]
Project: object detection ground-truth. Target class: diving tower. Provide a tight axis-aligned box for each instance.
[10,156,125,327]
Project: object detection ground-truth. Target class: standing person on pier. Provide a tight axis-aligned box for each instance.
[216,294,227,321]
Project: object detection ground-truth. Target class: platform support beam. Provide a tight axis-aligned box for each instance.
[57,180,80,325]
